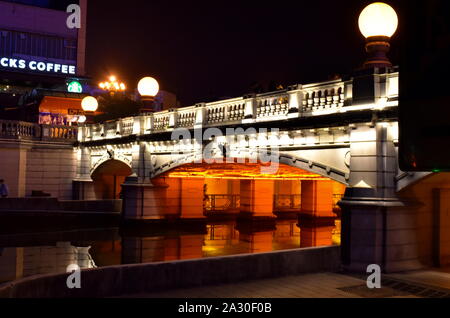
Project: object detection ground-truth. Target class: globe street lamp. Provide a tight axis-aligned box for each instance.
[81,96,99,123]
[138,76,159,113]
[359,2,398,69]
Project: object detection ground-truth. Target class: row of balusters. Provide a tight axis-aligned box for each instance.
[0,121,37,137]
[0,121,78,140]
[302,88,345,112]
[105,88,346,133]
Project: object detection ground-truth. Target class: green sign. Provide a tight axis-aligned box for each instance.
[67,81,83,93]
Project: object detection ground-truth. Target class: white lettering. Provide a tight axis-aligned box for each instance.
[9,59,17,68]
[0,57,75,74]
[69,65,76,74]
[0,58,8,67]
[29,61,37,70]
[18,60,26,69]
[37,62,46,71]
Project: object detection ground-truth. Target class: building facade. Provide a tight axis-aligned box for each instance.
[0,0,89,124]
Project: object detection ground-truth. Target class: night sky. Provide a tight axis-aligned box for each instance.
[86,0,403,106]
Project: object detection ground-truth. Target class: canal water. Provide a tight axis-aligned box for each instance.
[0,220,340,284]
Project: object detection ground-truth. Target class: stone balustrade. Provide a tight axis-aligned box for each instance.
[0,120,77,142]
[80,72,399,142]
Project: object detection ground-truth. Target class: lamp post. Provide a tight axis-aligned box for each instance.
[99,76,126,95]
[81,96,99,124]
[137,76,159,113]
[359,2,398,69]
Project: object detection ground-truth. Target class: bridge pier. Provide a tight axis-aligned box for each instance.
[340,190,421,273]
[298,180,336,248]
[340,123,422,273]
[121,178,169,221]
[180,178,207,220]
[238,179,276,222]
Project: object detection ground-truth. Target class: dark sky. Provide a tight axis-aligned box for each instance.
[86,0,403,106]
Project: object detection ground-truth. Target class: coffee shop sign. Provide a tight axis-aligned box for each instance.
[0,56,76,75]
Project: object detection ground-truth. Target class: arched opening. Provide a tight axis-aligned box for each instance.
[91,160,132,199]
[399,172,450,268]
[151,161,346,247]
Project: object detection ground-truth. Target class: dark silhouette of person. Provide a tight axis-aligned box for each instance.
[0,179,9,198]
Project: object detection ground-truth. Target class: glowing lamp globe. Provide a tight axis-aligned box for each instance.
[359,2,398,38]
[81,96,98,112]
[138,77,159,97]
[78,115,87,123]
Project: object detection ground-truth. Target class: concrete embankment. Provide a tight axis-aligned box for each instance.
[0,198,121,231]
[0,246,340,298]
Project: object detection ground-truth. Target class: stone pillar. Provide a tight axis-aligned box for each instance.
[301,180,334,218]
[299,180,335,248]
[164,177,181,219]
[180,178,206,220]
[287,85,302,118]
[239,179,276,220]
[121,181,168,220]
[73,146,95,200]
[340,123,422,273]
[243,94,257,123]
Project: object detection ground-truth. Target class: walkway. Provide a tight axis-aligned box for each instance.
[125,272,423,298]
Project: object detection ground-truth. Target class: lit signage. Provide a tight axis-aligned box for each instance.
[67,81,83,93]
[68,109,84,115]
[0,57,76,75]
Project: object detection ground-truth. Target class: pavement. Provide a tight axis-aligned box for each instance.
[125,270,450,298]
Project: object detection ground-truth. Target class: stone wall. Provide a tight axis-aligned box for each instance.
[0,141,77,200]
[0,246,340,298]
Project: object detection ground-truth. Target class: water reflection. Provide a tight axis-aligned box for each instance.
[0,220,340,283]
[0,243,96,283]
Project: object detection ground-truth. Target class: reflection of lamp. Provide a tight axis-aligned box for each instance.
[359,2,398,68]
[138,77,159,113]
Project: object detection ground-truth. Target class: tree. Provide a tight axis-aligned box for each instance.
[94,93,141,123]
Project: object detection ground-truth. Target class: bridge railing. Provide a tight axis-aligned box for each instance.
[273,194,302,211]
[40,125,78,141]
[204,193,342,214]
[0,120,37,140]
[204,194,240,212]
[0,120,78,142]
[80,72,398,141]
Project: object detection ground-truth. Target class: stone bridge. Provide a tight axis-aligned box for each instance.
[2,68,449,272]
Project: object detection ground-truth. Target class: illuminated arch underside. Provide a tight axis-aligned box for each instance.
[160,162,331,181]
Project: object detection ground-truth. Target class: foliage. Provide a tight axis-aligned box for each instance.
[94,93,141,123]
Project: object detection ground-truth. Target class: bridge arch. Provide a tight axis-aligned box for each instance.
[397,172,450,267]
[91,159,132,199]
[151,151,349,185]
